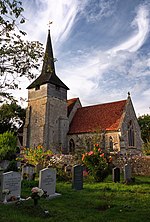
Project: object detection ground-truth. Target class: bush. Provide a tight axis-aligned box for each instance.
[4,160,18,172]
[142,140,150,155]
[48,154,80,182]
[82,144,112,182]
[0,131,17,160]
[17,145,53,171]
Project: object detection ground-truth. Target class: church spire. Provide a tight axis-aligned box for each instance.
[27,28,69,90]
[41,28,56,76]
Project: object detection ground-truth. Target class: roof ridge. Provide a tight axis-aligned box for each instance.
[79,99,127,109]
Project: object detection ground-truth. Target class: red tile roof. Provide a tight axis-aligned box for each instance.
[68,99,127,134]
[67,98,79,116]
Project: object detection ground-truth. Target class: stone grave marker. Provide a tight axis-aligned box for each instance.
[124,163,132,182]
[64,165,72,177]
[112,167,120,183]
[22,164,35,180]
[39,168,61,198]
[0,168,4,201]
[72,164,83,190]
[0,160,10,170]
[2,171,21,201]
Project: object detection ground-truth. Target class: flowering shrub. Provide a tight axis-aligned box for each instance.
[82,144,112,182]
[31,187,44,206]
[48,154,80,181]
[17,145,53,171]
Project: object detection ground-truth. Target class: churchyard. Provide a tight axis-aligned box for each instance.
[0,165,150,222]
[0,144,150,221]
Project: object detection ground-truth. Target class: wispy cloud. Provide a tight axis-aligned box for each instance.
[109,5,149,53]
[58,3,150,114]
[23,0,83,45]
[18,1,150,115]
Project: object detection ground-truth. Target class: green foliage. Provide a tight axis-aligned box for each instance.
[56,168,72,182]
[82,144,112,182]
[0,0,44,101]
[4,159,18,172]
[138,114,150,143]
[0,131,17,160]
[0,102,26,133]
[18,145,53,170]
[142,140,150,155]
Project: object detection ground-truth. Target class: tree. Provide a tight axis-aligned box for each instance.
[138,114,150,143]
[0,0,44,101]
[0,131,17,160]
[0,101,26,134]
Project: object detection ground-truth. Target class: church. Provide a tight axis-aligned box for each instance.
[23,29,142,155]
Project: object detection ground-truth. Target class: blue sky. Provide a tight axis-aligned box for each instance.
[19,0,150,115]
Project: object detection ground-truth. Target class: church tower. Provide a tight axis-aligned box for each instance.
[23,29,69,153]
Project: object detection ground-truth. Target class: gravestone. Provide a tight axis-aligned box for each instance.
[0,160,10,170]
[39,168,60,198]
[72,165,83,190]
[64,165,72,176]
[112,167,120,183]
[0,168,4,201]
[22,164,35,180]
[124,163,132,182]
[2,171,21,201]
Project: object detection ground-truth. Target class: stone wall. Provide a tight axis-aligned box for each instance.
[113,155,150,176]
[132,156,150,176]
[120,97,142,152]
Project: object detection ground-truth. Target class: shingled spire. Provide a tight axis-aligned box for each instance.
[41,29,56,76]
[27,29,69,90]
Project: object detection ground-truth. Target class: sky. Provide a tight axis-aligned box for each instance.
[17,0,150,116]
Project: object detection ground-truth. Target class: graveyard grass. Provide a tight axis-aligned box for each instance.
[1,175,150,222]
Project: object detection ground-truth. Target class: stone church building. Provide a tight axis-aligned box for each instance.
[23,29,142,155]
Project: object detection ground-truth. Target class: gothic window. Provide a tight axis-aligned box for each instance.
[69,139,75,154]
[128,120,135,147]
[109,136,113,151]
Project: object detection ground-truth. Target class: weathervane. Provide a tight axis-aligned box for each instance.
[47,21,53,29]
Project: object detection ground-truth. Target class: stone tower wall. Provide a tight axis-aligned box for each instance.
[45,96,69,152]
[23,84,48,148]
[23,83,69,152]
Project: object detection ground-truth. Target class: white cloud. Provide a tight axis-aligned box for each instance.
[17,0,150,116]
[110,5,149,53]
[23,0,84,45]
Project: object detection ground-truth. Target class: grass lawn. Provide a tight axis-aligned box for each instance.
[0,175,150,222]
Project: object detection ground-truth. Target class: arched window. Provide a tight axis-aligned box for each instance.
[128,120,135,147]
[109,136,113,151]
[69,139,75,154]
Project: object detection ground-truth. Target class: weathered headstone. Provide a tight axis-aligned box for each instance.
[39,168,60,198]
[64,165,72,176]
[22,164,35,180]
[0,160,10,170]
[112,167,120,183]
[72,165,83,190]
[2,171,21,201]
[0,168,4,201]
[124,163,132,182]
